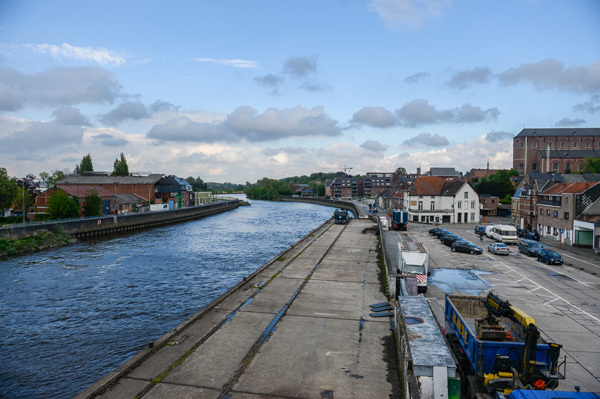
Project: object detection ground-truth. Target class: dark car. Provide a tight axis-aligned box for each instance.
[517,228,527,237]
[524,230,540,241]
[429,227,446,236]
[433,228,451,239]
[452,241,483,254]
[441,234,462,246]
[518,239,544,256]
[474,225,486,236]
[537,249,563,265]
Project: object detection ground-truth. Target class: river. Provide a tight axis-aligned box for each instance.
[0,196,334,398]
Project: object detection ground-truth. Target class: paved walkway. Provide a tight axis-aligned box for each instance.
[79,218,397,399]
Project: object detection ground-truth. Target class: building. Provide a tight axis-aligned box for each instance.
[402,176,480,224]
[537,182,600,245]
[36,185,117,216]
[478,194,499,217]
[513,128,600,175]
[363,172,395,197]
[329,177,362,199]
[575,197,600,252]
[57,173,165,203]
[429,167,460,179]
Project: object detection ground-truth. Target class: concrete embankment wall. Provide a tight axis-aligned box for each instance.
[0,200,239,240]
[279,196,358,214]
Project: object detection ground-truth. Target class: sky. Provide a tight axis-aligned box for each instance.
[1,0,599,184]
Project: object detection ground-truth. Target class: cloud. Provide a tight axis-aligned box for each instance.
[446,67,492,89]
[24,43,126,66]
[395,100,499,127]
[497,58,600,93]
[147,105,342,143]
[254,74,283,94]
[369,0,452,30]
[573,95,600,114]
[0,66,122,111]
[0,120,85,152]
[485,131,513,143]
[402,132,450,147]
[352,106,397,128]
[93,133,129,147]
[99,101,150,126]
[554,118,586,127]
[283,56,317,77]
[360,139,388,152]
[404,72,430,83]
[299,81,327,92]
[52,107,91,126]
[149,100,178,113]
[193,57,259,68]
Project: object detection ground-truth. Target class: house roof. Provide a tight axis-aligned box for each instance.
[539,149,600,159]
[59,185,115,198]
[516,128,600,137]
[512,187,523,199]
[580,197,600,217]
[430,167,458,177]
[441,181,465,196]
[541,182,598,195]
[409,176,447,196]
[58,173,164,185]
[116,193,148,205]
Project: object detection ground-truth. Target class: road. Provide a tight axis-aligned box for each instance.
[384,222,600,393]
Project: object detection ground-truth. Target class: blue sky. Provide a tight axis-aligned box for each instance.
[1,0,599,183]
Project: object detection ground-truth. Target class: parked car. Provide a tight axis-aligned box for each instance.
[524,230,540,241]
[441,234,462,246]
[474,225,486,236]
[517,228,527,237]
[537,249,563,265]
[452,241,483,254]
[518,239,545,256]
[433,228,451,239]
[488,242,510,255]
[429,227,446,236]
[485,225,495,238]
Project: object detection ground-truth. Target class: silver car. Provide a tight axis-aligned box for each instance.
[488,242,510,255]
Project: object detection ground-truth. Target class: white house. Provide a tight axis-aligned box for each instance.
[403,176,480,224]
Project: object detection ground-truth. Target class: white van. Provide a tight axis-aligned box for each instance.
[489,224,518,244]
[485,225,495,238]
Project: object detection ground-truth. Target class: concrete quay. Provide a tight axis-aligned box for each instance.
[77,218,397,399]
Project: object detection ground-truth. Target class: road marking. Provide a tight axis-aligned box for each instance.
[496,261,600,323]
[520,254,594,288]
[561,253,600,269]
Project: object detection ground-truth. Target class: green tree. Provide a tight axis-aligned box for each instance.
[475,169,518,199]
[74,154,94,174]
[186,176,207,191]
[47,190,80,219]
[395,167,407,175]
[0,167,18,214]
[39,169,68,188]
[112,152,129,176]
[83,189,103,217]
[580,157,600,173]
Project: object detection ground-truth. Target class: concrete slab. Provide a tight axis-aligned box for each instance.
[241,277,304,314]
[287,280,367,320]
[234,315,394,399]
[96,378,148,399]
[144,383,220,399]
[162,311,274,389]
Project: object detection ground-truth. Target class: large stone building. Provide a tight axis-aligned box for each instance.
[513,128,600,175]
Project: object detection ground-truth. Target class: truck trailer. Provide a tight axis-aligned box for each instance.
[445,293,565,399]
[392,209,409,230]
[397,233,429,293]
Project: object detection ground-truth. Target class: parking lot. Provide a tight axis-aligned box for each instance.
[383,221,600,393]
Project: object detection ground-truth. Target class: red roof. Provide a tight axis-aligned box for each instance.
[541,182,597,195]
[410,176,447,196]
[59,185,116,198]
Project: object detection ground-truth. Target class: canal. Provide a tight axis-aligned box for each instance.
[0,196,334,399]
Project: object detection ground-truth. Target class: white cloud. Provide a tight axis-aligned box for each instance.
[25,43,126,66]
[370,0,452,30]
[193,57,259,68]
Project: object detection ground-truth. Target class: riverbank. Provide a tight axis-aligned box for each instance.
[0,230,77,257]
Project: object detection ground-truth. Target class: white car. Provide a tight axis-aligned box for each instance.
[488,242,510,255]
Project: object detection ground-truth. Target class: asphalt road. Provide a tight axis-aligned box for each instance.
[389,222,600,393]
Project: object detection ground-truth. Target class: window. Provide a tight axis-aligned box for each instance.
[430,202,435,210]
[471,200,476,209]
[553,211,558,218]
[552,162,558,173]
[418,201,423,210]
[573,142,578,149]
[519,163,524,173]
[565,162,572,173]
[560,142,565,149]
[549,142,553,149]
[533,142,537,148]
[585,142,590,149]
[532,163,537,171]
[471,213,475,221]
[564,212,569,220]
[520,142,524,149]
[464,192,468,199]
[546,209,550,216]
[457,201,462,209]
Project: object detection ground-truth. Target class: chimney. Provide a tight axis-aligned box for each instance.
[417,166,421,176]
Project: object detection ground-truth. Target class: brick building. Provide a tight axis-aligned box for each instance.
[513,128,600,175]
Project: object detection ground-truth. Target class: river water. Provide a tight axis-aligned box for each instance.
[0,196,334,398]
